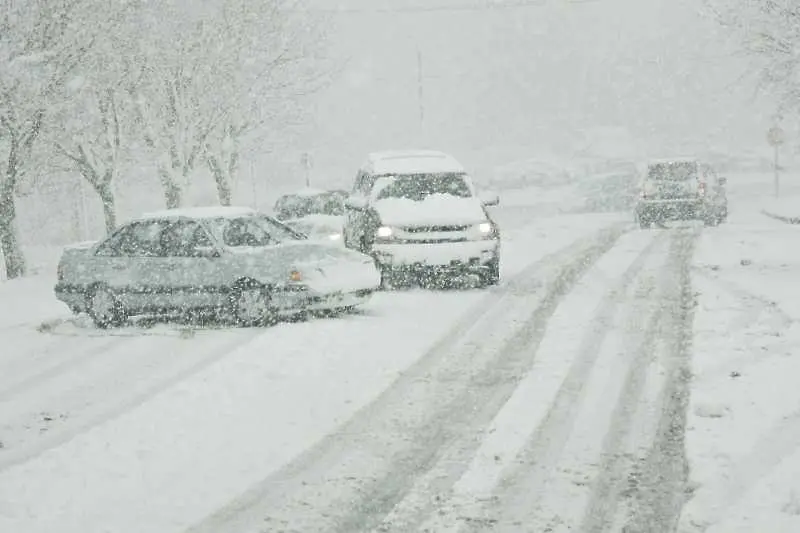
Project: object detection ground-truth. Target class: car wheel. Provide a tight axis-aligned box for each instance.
[230,283,276,327]
[481,259,500,287]
[87,285,126,329]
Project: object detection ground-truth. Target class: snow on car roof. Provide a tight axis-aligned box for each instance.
[137,206,257,220]
[363,150,465,175]
[282,187,331,197]
[647,157,699,166]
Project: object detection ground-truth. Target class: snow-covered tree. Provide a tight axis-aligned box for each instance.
[0,0,94,278]
[52,3,143,235]
[131,0,331,208]
[705,0,800,116]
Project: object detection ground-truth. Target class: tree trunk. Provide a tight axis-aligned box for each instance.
[159,168,183,209]
[207,155,232,206]
[0,189,26,279]
[96,184,117,234]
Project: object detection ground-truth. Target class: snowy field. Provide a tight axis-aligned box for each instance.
[1,172,799,532]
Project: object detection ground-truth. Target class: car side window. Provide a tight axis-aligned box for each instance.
[159,221,214,257]
[95,225,135,257]
[95,221,168,257]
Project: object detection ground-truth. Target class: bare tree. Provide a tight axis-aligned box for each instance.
[130,0,333,208]
[0,0,93,278]
[52,2,143,235]
[55,87,122,234]
[705,0,800,116]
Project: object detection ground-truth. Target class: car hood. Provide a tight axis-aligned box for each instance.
[226,240,366,265]
[372,194,487,227]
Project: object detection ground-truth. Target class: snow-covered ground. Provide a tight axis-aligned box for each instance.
[679,182,800,533]
[4,171,800,533]
[761,195,800,223]
[0,201,628,533]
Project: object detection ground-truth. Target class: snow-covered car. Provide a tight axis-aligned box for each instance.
[635,158,728,227]
[273,188,347,244]
[343,150,501,288]
[282,214,345,246]
[54,206,381,328]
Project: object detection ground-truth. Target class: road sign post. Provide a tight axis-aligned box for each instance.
[301,152,313,188]
[767,126,785,198]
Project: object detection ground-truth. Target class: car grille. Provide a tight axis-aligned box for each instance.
[403,224,469,233]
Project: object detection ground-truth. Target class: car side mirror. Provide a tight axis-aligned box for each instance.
[345,196,368,210]
[479,191,500,206]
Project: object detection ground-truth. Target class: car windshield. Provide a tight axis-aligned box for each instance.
[275,192,345,219]
[648,161,698,181]
[203,215,301,247]
[374,173,472,201]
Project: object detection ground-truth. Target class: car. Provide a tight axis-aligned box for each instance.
[282,214,345,245]
[273,188,348,244]
[635,158,728,228]
[54,206,382,328]
[342,150,501,289]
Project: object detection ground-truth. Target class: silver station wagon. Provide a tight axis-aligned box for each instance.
[55,206,382,328]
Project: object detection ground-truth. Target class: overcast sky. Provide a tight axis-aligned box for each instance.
[272,0,777,188]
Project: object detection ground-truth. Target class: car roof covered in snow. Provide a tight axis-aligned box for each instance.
[647,156,699,166]
[361,150,465,175]
[136,206,258,221]
[279,187,330,198]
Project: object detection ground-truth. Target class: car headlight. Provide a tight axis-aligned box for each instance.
[472,221,498,240]
[328,233,342,241]
[376,226,393,238]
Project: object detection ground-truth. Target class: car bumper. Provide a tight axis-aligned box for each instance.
[637,200,704,220]
[55,282,87,310]
[372,239,500,273]
[273,287,375,315]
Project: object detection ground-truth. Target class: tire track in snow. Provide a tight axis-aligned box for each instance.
[0,336,124,403]
[580,228,698,533]
[184,223,631,533]
[429,227,697,533]
[0,329,260,472]
[424,230,671,533]
[621,228,698,533]
[374,229,666,533]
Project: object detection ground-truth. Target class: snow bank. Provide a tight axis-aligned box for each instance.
[761,196,800,224]
[680,217,800,533]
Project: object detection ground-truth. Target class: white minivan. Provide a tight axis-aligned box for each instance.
[342,150,501,288]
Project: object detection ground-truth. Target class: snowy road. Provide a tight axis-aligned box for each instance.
[181,221,699,533]
[0,207,630,533]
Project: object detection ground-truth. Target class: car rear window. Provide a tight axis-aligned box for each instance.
[647,161,698,181]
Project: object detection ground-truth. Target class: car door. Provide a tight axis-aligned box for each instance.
[156,220,227,310]
[92,220,170,310]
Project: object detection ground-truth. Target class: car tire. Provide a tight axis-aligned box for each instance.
[87,285,126,329]
[481,259,500,287]
[229,282,276,327]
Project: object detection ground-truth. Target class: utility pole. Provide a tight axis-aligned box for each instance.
[250,160,258,209]
[417,47,424,132]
